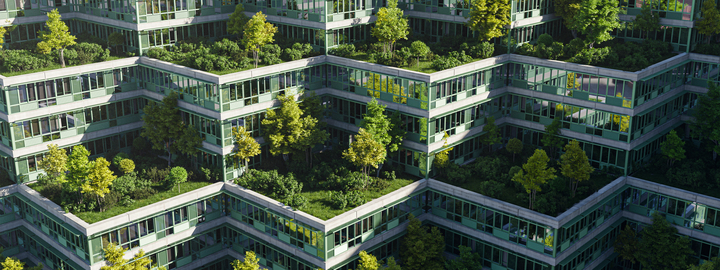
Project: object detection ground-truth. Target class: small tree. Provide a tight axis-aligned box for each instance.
[466,0,511,41]
[635,213,693,270]
[371,0,409,54]
[554,0,582,38]
[409,41,430,67]
[231,251,260,270]
[262,94,328,166]
[613,225,638,263]
[433,133,454,169]
[633,4,661,39]
[166,167,188,193]
[569,0,623,48]
[36,9,77,68]
[560,140,593,197]
[108,32,125,55]
[343,128,386,186]
[361,99,396,176]
[118,159,135,175]
[38,144,68,184]
[480,116,501,151]
[82,157,116,212]
[512,149,556,210]
[660,129,686,167]
[697,0,720,43]
[101,242,156,270]
[142,92,202,167]
[358,251,380,270]
[692,82,720,160]
[67,145,91,203]
[228,4,250,37]
[690,257,720,270]
[542,118,563,159]
[445,245,482,270]
[401,214,445,270]
[506,138,523,162]
[232,126,261,173]
[242,11,278,68]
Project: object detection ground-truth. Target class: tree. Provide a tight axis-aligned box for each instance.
[542,118,563,159]
[661,130,686,167]
[67,145,91,203]
[118,159,135,175]
[231,251,260,270]
[371,0,409,54]
[697,0,720,43]
[690,257,720,270]
[633,4,660,39]
[166,167,188,193]
[512,149,556,210]
[343,128,386,185]
[560,140,593,197]
[569,0,622,48]
[101,242,157,270]
[445,245,482,270]
[262,94,328,166]
[141,92,202,167]
[401,214,445,270]
[614,225,638,263]
[38,144,68,184]
[358,251,380,270]
[480,116,501,151]
[232,126,261,173]
[228,4,250,37]
[82,157,116,212]
[108,32,125,55]
[361,99,402,177]
[554,0,582,37]
[242,11,278,68]
[635,213,693,270]
[36,9,77,68]
[506,138,523,162]
[409,41,430,67]
[433,133,454,169]
[466,0,511,41]
[691,82,720,160]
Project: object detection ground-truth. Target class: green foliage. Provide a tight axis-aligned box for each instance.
[409,41,430,67]
[635,213,694,270]
[236,169,304,202]
[661,130,686,167]
[560,140,594,197]
[401,214,445,270]
[165,167,188,193]
[697,0,720,43]
[535,42,564,60]
[470,41,495,59]
[554,0,582,32]
[141,92,202,167]
[67,145,92,194]
[83,157,117,212]
[36,9,77,67]
[38,144,68,184]
[633,4,661,37]
[329,44,356,57]
[119,159,135,175]
[1,50,53,72]
[614,225,638,263]
[112,152,130,168]
[565,38,586,56]
[506,138,523,162]
[282,43,313,61]
[62,42,109,65]
[692,82,720,160]
[537,34,554,47]
[242,11,278,68]
[262,94,328,166]
[568,47,613,65]
[695,43,720,56]
[466,0,511,41]
[108,32,125,55]
[431,54,464,70]
[1,257,25,270]
[445,245,482,270]
[101,242,158,270]
[569,0,623,48]
[231,251,260,270]
[228,4,250,37]
[542,118,563,158]
[232,126,261,171]
[371,0,409,54]
[328,190,364,210]
[515,43,535,56]
[666,159,708,189]
[512,149,556,210]
[481,116,501,148]
[689,257,720,270]
[343,128,387,183]
[359,250,380,270]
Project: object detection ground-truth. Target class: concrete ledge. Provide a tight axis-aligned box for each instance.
[0,57,140,86]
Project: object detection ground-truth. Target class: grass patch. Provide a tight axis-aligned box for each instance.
[208,64,269,75]
[30,180,214,224]
[300,178,415,220]
[0,56,126,77]
[344,52,476,74]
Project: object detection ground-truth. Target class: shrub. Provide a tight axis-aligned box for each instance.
[165,167,188,192]
[132,137,148,154]
[329,191,348,210]
[272,173,303,199]
[284,48,304,61]
[516,43,535,56]
[565,38,586,57]
[131,188,157,200]
[2,50,52,72]
[377,52,407,67]
[537,33,554,47]
[535,42,564,60]
[74,42,110,64]
[471,42,494,59]
[431,55,463,70]
[346,190,364,208]
[113,174,137,196]
[666,159,707,188]
[478,180,504,198]
[284,194,308,209]
[101,191,121,211]
[210,38,241,55]
[113,152,130,167]
[144,167,170,183]
[695,43,720,56]
[569,47,612,65]
[329,44,356,58]
[119,159,135,174]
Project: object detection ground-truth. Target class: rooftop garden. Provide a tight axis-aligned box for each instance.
[0,10,130,77]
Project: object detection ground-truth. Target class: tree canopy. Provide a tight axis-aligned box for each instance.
[231,251,260,270]
[401,214,445,270]
[697,0,720,43]
[36,9,77,68]
[242,11,278,68]
[371,0,409,54]
[67,145,91,198]
[232,126,261,172]
[141,92,202,167]
[166,167,188,192]
[633,4,661,38]
[38,144,68,184]
[466,0,511,41]
[481,116,501,149]
[506,138,523,162]
[410,41,430,67]
[560,140,593,197]
[691,82,720,160]
[569,0,623,48]
[343,128,387,184]
[660,129,686,167]
[542,118,563,159]
[554,0,582,37]
[512,149,556,210]
[445,245,482,270]
[82,157,116,212]
[635,213,694,270]
[228,4,250,36]
[100,243,157,270]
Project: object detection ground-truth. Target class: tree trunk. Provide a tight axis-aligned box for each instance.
[60,48,66,68]
[178,183,180,193]
[529,192,532,210]
[571,30,578,39]
[254,50,259,68]
[376,163,384,178]
[166,141,172,168]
